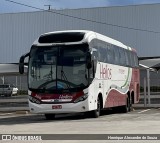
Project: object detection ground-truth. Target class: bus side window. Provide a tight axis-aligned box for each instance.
[119,48,125,66]
[133,53,139,67]
[124,50,129,67]
[99,48,103,62]
[97,43,105,62]
[107,44,114,64]
[130,52,134,67]
[92,49,98,60]
[90,39,99,61]
[113,45,120,65]
[103,46,108,63]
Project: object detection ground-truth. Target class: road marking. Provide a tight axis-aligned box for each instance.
[138,109,151,113]
[0,112,14,116]
[153,113,160,115]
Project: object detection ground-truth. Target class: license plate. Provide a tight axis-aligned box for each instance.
[52,105,62,109]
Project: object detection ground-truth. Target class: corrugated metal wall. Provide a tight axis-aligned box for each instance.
[1,4,160,63]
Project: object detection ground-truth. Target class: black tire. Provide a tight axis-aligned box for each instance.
[10,92,13,97]
[129,97,132,112]
[6,93,11,97]
[120,97,129,113]
[45,114,56,120]
[91,97,101,118]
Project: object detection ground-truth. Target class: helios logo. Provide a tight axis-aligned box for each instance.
[100,64,112,79]
[59,95,73,100]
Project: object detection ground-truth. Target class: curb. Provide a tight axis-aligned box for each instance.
[133,105,160,110]
[15,110,29,114]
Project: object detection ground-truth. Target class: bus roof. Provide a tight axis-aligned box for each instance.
[33,30,129,50]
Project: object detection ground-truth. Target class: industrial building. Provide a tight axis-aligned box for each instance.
[0,4,160,63]
[0,4,160,93]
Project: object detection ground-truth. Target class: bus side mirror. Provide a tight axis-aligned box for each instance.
[86,52,92,69]
[19,53,29,74]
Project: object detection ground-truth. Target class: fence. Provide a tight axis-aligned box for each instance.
[0,75,28,92]
[0,75,28,112]
[139,69,160,107]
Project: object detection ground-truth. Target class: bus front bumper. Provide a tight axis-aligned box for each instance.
[28,99,94,114]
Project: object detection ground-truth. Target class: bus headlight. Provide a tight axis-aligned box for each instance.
[29,95,41,104]
[73,93,88,103]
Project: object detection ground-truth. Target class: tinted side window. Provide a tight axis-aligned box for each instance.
[90,39,138,68]
[119,48,126,66]
[107,44,115,64]
[98,47,106,62]
[125,50,131,67]
[90,39,98,60]
[113,45,120,65]
[97,40,107,63]
[133,52,139,67]
[130,52,135,67]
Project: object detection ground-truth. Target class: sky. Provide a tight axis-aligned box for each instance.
[1,0,160,13]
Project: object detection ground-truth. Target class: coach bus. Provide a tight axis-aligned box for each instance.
[19,30,140,119]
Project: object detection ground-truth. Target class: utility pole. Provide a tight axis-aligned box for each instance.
[44,5,51,10]
[147,69,151,106]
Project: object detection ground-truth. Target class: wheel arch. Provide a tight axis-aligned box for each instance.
[127,90,134,104]
[98,92,103,109]
[131,91,134,104]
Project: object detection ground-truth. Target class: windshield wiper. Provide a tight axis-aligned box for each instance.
[43,64,54,80]
[61,69,71,90]
[50,64,53,79]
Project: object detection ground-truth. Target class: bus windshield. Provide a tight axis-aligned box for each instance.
[28,44,89,93]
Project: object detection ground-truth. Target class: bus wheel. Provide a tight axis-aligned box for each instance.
[10,92,13,97]
[45,114,56,120]
[91,97,101,118]
[121,97,129,113]
[129,97,132,112]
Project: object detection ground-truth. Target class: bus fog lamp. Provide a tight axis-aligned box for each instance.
[82,106,86,110]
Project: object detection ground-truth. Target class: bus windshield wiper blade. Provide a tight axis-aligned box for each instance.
[61,70,71,90]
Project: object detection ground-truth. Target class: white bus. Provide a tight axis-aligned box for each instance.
[19,30,140,119]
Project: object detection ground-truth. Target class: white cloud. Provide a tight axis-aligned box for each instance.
[48,0,110,9]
